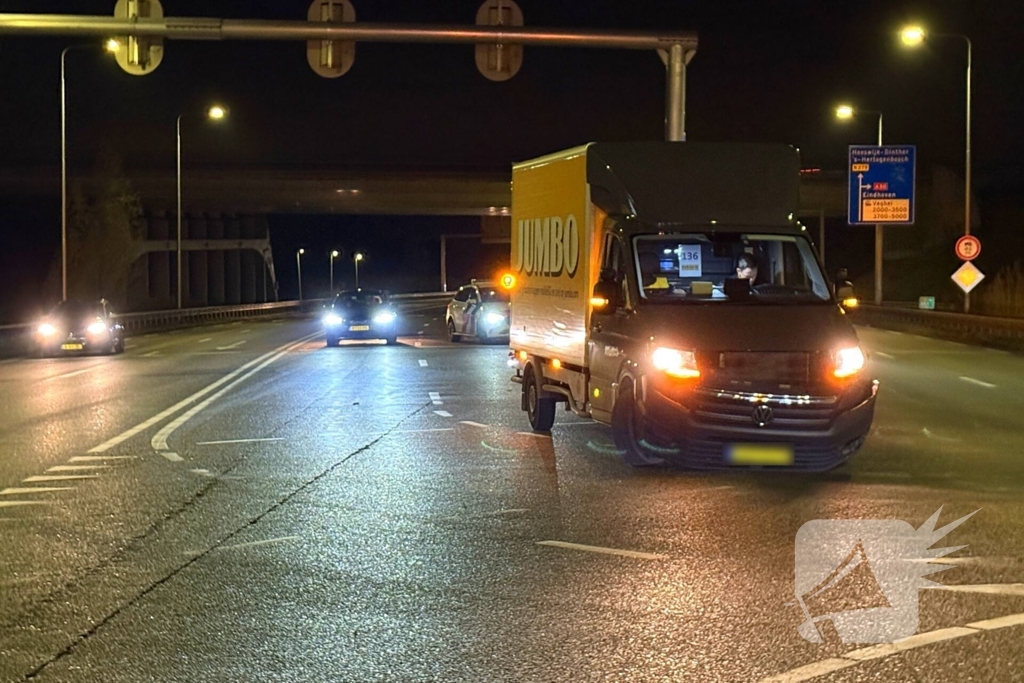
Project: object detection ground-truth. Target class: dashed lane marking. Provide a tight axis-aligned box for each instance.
[142,351,162,357]
[69,455,137,462]
[536,540,667,561]
[429,391,443,404]
[959,376,997,388]
[23,474,99,482]
[419,359,429,367]
[197,337,212,343]
[195,437,285,446]
[874,351,895,359]
[0,500,52,508]
[516,432,552,439]
[45,364,108,381]
[433,410,453,417]
[458,421,488,428]
[217,535,301,552]
[46,465,111,472]
[934,583,1024,596]
[1,487,75,495]
[216,340,247,351]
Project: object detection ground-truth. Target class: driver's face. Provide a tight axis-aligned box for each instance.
[737,265,757,283]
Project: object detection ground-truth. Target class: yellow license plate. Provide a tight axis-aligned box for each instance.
[61,343,84,351]
[726,443,794,466]
[349,325,370,331]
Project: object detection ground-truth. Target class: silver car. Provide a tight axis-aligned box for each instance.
[446,281,510,343]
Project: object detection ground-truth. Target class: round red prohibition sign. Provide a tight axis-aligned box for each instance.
[955,235,981,261]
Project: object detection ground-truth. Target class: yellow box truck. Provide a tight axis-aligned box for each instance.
[509,142,877,470]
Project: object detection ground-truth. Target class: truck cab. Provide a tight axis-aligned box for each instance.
[509,142,877,471]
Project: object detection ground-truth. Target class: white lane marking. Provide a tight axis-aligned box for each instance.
[959,376,996,388]
[536,540,667,561]
[45,364,107,381]
[190,468,214,477]
[197,337,212,343]
[151,335,316,454]
[873,351,895,359]
[458,421,488,428]
[195,437,285,446]
[921,427,961,442]
[142,351,162,357]
[516,432,552,439]
[217,535,300,551]
[433,410,453,417]
[69,455,137,462]
[553,421,599,428]
[0,500,52,508]
[419,359,429,367]
[46,465,111,472]
[23,474,99,482]
[216,340,247,351]
[380,427,455,434]
[1,487,75,495]
[429,391,443,405]
[759,603,1024,683]
[161,451,184,462]
[89,333,318,454]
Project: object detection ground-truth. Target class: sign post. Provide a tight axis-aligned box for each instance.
[848,145,916,305]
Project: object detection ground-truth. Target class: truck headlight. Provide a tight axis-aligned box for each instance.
[373,311,396,324]
[324,313,343,326]
[651,347,700,379]
[87,320,107,335]
[38,322,56,337]
[484,311,506,325]
[833,345,866,378]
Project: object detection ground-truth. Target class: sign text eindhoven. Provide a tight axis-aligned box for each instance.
[847,146,916,226]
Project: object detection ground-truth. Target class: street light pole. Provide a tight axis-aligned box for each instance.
[296,248,305,301]
[354,252,363,289]
[176,113,183,309]
[330,250,339,293]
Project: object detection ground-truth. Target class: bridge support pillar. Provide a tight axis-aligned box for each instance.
[207,214,226,306]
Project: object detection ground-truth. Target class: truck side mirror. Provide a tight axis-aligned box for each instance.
[837,283,858,310]
[591,279,620,311]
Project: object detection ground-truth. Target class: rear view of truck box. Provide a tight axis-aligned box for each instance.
[509,146,601,367]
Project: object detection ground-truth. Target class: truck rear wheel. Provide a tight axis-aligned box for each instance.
[611,378,667,467]
[525,367,556,431]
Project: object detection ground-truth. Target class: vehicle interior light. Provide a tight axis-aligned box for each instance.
[651,347,700,379]
[834,346,866,378]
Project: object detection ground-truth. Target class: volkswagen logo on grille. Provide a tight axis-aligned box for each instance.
[752,404,774,427]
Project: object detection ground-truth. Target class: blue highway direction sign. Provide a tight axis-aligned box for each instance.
[847,145,916,225]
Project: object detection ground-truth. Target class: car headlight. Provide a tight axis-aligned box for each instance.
[833,345,866,378]
[87,320,107,335]
[651,347,700,379]
[484,311,506,325]
[38,322,56,337]
[373,311,396,324]
[323,313,343,326]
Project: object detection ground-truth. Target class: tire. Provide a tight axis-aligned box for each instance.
[524,367,556,432]
[385,335,398,345]
[611,378,668,467]
[115,338,126,354]
[446,319,461,343]
[326,335,339,347]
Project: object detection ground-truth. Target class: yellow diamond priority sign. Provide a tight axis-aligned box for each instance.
[951,261,985,294]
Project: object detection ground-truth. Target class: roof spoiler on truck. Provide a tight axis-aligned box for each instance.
[585,142,801,227]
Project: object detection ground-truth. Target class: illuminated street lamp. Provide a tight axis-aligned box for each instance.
[176,104,229,308]
[329,250,340,294]
[354,252,364,289]
[296,248,305,301]
[900,24,973,310]
[835,103,885,304]
[60,40,118,301]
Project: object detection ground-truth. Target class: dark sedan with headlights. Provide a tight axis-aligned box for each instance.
[35,299,125,357]
[323,289,399,346]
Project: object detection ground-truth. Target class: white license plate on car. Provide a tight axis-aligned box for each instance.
[349,325,370,331]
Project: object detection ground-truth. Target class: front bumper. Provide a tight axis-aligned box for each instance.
[325,322,396,341]
[643,378,877,471]
[37,334,107,354]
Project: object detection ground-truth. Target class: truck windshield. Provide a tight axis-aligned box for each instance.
[633,233,831,304]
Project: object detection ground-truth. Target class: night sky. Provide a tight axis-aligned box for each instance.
[1,1,1022,317]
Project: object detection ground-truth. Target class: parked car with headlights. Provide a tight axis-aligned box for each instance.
[323,289,398,346]
[35,299,125,356]
[446,280,510,343]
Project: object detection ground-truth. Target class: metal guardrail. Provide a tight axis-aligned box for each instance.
[852,304,1024,351]
[0,291,452,359]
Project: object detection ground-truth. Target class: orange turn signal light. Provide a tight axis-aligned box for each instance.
[590,296,609,307]
[551,358,561,369]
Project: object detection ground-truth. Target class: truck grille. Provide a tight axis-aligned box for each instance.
[692,388,838,431]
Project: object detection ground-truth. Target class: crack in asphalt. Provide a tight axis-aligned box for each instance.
[16,400,432,681]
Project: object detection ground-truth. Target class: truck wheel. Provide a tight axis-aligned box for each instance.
[385,335,398,345]
[525,367,556,431]
[447,319,461,343]
[611,379,667,467]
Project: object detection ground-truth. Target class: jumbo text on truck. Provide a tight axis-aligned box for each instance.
[508,142,877,470]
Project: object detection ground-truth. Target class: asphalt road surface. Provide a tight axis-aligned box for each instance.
[0,306,1022,682]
